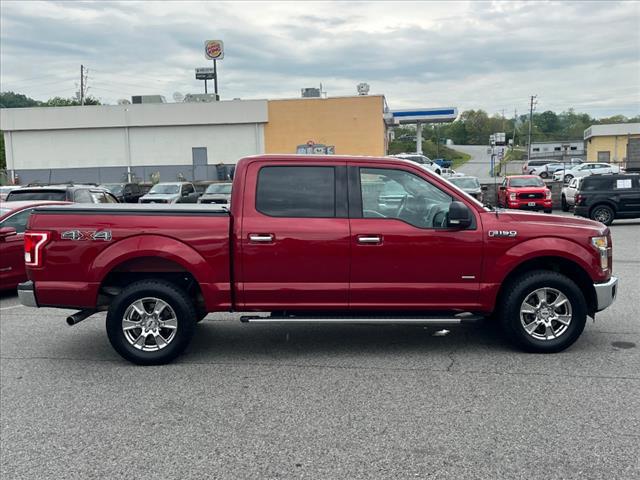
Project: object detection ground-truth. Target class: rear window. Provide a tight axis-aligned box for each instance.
[6,190,67,201]
[256,166,335,217]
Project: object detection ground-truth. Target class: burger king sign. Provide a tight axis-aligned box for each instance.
[204,40,224,60]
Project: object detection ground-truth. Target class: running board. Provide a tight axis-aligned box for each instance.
[240,313,484,325]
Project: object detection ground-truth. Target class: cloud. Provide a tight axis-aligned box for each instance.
[1,0,638,117]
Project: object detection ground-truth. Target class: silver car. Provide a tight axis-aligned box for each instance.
[138,182,199,204]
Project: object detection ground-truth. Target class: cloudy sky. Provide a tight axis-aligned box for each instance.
[1,0,639,117]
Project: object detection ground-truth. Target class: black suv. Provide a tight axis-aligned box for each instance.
[99,183,144,203]
[574,174,640,225]
[5,184,119,204]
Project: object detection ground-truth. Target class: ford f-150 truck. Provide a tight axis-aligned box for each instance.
[18,155,618,365]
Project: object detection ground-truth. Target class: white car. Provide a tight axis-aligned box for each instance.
[560,176,584,211]
[389,153,443,175]
[553,162,621,183]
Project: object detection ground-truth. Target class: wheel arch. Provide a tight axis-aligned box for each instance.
[495,255,597,317]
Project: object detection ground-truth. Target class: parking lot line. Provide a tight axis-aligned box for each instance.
[0,305,24,311]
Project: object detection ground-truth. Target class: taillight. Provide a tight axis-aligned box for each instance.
[24,232,50,267]
[575,194,585,205]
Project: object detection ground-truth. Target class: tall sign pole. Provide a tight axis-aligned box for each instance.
[204,40,224,100]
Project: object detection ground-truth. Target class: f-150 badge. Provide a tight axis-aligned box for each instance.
[61,230,112,241]
[488,230,517,238]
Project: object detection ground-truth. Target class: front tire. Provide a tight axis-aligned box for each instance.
[106,280,197,365]
[499,270,587,353]
[540,172,548,179]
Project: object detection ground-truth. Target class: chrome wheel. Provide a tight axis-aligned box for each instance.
[122,297,178,351]
[520,288,572,341]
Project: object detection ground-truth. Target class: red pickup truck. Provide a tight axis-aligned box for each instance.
[19,155,618,365]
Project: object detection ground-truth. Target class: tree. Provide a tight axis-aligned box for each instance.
[0,91,39,108]
[41,95,101,107]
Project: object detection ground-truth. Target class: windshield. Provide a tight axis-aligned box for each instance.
[205,184,232,194]
[149,184,179,194]
[6,190,67,201]
[510,177,545,188]
[100,184,123,195]
[449,177,480,189]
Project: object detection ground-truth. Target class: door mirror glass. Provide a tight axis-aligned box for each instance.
[447,201,472,229]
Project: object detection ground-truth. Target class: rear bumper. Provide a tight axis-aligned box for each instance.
[594,276,618,312]
[574,206,589,217]
[18,281,38,308]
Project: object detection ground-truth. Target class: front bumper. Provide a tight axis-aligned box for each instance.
[594,276,618,312]
[18,281,38,308]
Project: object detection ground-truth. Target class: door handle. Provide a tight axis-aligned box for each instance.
[249,233,274,243]
[357,235,382,244]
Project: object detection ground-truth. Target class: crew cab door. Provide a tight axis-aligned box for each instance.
[239,161,350,309]
[348,163,483,310]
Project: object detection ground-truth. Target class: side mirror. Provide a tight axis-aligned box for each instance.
[447,201,472,229]
[499,186,506,191]
[481,186,488,191]
[0,227,17,240]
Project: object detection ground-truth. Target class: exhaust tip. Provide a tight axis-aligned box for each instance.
[66,316,75,326]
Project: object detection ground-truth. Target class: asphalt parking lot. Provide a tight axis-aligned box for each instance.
[1,215,639,480]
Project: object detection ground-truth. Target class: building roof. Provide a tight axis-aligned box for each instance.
[0,99,268,132]
[584,123,640,140]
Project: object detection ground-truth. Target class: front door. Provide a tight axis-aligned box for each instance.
[239,162,350,310]
[348,164,483,310]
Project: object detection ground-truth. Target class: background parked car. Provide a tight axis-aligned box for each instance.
[553,162,622,183]
[5,184,118,203]
[0,186,20,201]
[561,176,584,211]
[198,182,233,205]
[498,175,552,213]
[447,175,485,202]
[390,153,442,175]
[0,200,71,290]
[138,182,199,204]
[100,183,144,203]
[433,158,452,169]
[573,174,640,226]
[530,160,583,178]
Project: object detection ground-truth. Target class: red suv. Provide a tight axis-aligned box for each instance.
[498,175,552,213]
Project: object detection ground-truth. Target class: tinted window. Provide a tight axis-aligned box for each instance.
[256,166,335,217]
[74,189,93,203]
[183,184,195,195]
[6,190,66,201]
[582,177,614,191]
[0,208,33,233]
[360,168,452,229]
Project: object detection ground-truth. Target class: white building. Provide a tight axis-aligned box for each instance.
[529,140,585,160]
[1,100,267,184]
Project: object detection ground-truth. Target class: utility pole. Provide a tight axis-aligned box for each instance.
[501,109,506,131]
[80,64,84,106]
[512,108,517,148]
[527,95,537,161]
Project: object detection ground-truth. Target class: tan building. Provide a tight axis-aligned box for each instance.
[265,95,387,156]
[584,123,640,164]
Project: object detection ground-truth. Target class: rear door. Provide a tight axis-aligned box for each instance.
[348,163,483,310]
[239,161,350,309]
[615,177,640,214]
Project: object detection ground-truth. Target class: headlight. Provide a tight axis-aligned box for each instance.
[509,193,517,201]
[591,236,609,270]
[545,189,552,199]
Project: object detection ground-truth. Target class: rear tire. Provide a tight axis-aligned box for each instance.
[540,172,548,179]
[499,270,587,353]
[561,195,569,212]
[106,280,197,365]
[590,204,615,226]
[544,208,552,214]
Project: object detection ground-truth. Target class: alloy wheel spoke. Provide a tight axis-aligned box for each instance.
[544,324,556,339]
[153,300,168,317]
[525,320,542,334]
[131,300,147,317]
[161,318,178,330]
[153,331,167,349]
[556,314,572,326]
[122,319,141,331]
[535,289,547,306]
[550,293,569,310]
[133,332,148,349]
[521,302,537,315]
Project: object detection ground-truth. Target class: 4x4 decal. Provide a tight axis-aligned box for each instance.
[61,230,112,241]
